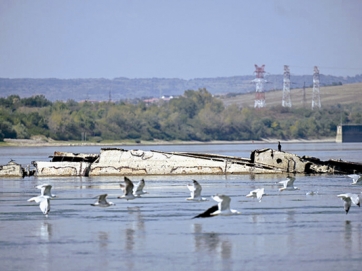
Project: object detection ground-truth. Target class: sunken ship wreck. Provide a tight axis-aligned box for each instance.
[24,147,362,177]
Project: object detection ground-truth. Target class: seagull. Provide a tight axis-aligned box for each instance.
[347,173,362,185]
[118,177,136,200]
[91,194,115,207]
[193,194,240,218]
[278,177,299,191]
[246,188,265,202]
[27,184,55,216]
[36,184,56,199]
[337,193,361,214]
[133,179,148,197]
[28,196,50,216]
[187,180,208,201]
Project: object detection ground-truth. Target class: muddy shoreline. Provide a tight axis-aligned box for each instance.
[2,137,336,147]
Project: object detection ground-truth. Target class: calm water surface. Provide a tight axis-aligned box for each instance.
[1,143,362,271]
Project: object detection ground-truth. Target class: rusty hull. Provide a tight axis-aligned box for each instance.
[27,147,362,177]
[88,148,282,176]
[0,161,25,178]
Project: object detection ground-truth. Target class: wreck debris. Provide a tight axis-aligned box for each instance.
[0,160,27,178]
[1,147,360,178]
[88,148,282,176]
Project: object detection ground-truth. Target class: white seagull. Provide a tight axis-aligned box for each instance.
[347,173,362,185]
[133,179,148,197]
[187,180,208,201]
[36,184,56,199]
[118,177,136,200]
[27,184,55,216]
[278,177,299,191]
[246,188,265,202]
[28,196,50,216]
[193,194,240,218]
[91,194,115,207]
[337,193,361,214]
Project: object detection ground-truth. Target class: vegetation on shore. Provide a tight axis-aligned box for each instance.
[0,88,361,143]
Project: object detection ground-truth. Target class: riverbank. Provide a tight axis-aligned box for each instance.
[1,137,336,147]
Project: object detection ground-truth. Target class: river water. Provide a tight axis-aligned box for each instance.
[1,142,362,271]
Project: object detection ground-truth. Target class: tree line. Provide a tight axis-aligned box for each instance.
[1,88,361,142]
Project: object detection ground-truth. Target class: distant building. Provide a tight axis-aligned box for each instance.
[336,125,362,142]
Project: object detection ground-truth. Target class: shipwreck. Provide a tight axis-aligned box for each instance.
[25,147,362,177]
[2,147,361,178]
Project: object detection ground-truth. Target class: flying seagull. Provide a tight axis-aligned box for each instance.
[133,179,148,197]
[246,188,265,202]
[27,184,55,216]
[118,177,136,200]
[187,180,208,201]
[91,194,115,207]
[193,194,240,218]
[278,177,299,191]
[337,193,360,214]
[347,173,362,185]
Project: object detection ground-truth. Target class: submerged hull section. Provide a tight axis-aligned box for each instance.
[88,148,281,176]
[28,147,362,177]
[33,161,92,177]
[0,161,25,178]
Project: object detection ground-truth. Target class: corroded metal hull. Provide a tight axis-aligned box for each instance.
[33,161,92,177]
[0,161,24,178]
[28,147,362,177]
[88,148,282,176]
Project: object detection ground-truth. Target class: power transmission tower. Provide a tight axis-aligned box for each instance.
[282,65,292,107]
[302,81,306,107]
[311,66,321,109]
[252,64,266,108]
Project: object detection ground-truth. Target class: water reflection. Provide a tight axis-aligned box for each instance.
[122,207,145,270]
[192,223,232,259]
[98,231,109,249]
[34,221,52,271]
[38,221,52,241]
[98,231,109,269]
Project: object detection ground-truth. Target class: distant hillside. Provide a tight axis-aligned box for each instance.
[0,74,362,102]
[220,82,362,108]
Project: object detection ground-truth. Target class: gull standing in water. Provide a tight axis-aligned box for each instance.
[347,172,362,185]
[186,180,208,201]
[193,194,240,218]
[27,184,54,216]
[133,179,148,197]
[337,193,361,214]
[118,177,136,200]
[246,188,266,202]
[278,177,299,191]
[91,194,115,207]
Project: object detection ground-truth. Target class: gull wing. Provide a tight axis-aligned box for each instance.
[212,194,231,212]
[134,179,145,193]
[256,188,265,201]
[338,194,352,214]
[348,174,362,184]
[286,177,296,187]
[36,184,53,197]
[193,205,218,218]
[187,180,202,198]
[350,193,361,206]
[98,194,109,205]
[121,177,134,196]
[278,179,289,188]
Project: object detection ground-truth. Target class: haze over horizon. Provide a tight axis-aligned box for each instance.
[1,0,362,80]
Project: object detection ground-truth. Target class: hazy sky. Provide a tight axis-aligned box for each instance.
[1,0,361,79]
